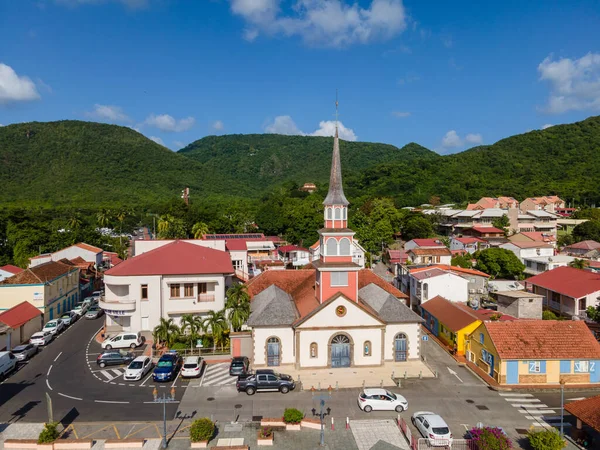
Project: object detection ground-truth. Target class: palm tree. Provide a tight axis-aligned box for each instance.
[115,209,131,244]
[96,209,113,228]
[226,283,250,332]
[191,222,209,239]
[152,318,180,348]
[67,215,82,230]
[180,313,205,350]
[202,310,228,351]
[157,214,175,239]
[569,258,589,269]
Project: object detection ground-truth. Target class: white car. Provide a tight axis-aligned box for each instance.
[30,331,54,346]
[124,356,153,381]
[411,412,453,446]
[72,304,89,316]
[102,332,143,350]
[181,356,205,378]
[43,319,65,336]
[358,388,408,413]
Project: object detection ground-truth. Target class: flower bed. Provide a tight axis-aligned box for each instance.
[257,427,273,446]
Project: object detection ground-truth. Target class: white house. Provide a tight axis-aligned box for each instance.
[0,301,43,350]
[406,268,469,307]
[0,265,23,282]
[29,243,103,268]
[403,239,446,251]
[500,242,554,263]
[277,245,310,267]
[450,237,489,254]
[406,247,452,265]
[101,240,234,334]
[523,255,576,276]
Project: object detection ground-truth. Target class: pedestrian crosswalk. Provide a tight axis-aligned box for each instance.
[498,392,571,430]
[200,363,237,387]
[97,368,125,382]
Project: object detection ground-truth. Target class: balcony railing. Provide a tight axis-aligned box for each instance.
[197,293,216,302]
[99,295,136,313]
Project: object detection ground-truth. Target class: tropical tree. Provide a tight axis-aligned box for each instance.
[202,310,228,351]
[152,318,180,348]
[180,314,205,350]
[226,283,251,332]
[569,258,589,269]
[191,221,209,239]
[96,209,113,228]
[402,215,434,242]
[492,214,510,236]
[115,208,131,244]
[67,215,83,230]
[157,214,187,239]
[474,248,525,279]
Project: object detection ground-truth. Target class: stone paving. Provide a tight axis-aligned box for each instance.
[350,419,407,450]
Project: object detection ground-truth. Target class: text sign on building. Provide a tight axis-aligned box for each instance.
[33,292,43,301]
[105,310,128,316]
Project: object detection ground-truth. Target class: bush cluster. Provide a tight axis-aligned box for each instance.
[283,408,304,424]
[259,427,273,438]
[527,428,566,450]
[38,422,59,444]
[469,427,512,450]
[189,418,215,442]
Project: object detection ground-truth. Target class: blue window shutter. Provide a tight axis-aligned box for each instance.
[560,360,571,374]
[540,361,546,374]
[479,333,484,344]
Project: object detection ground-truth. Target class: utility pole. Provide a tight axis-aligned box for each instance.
[312,392,332,447]
[153,387,178,448]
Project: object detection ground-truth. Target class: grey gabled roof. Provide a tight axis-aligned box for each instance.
[247,285,298,327]
[359,284,424,324]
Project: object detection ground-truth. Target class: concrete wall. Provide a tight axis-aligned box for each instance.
[419,273,469,304]
[252,326,295,366]
[52,246,102,266]
[496,294,543,319]
[383,323,420,360]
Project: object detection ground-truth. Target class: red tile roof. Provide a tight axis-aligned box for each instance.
[278,245,309,253]
[357,269,407,298]
[484,320,600,360]
[105,240,233,276]
[310,241,320,250]
[455,303,516,321]
[0,265,23,275]
[470,226,505,234]
[519,232,557,243]
[565,395,600,433]
[409,239,445,248]
[565,240,600,251]
[104,252,123,266]
[0,261,77,285]
[454,237,486,244]
[505,241,554,249]
[0,301,42,328]
[225,240,248,251]
[409,247,452,256]
[525,266,600,298]
[73,242,103,253]
[421,297,478,331]
[410,264,489,278]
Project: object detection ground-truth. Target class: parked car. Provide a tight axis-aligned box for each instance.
[411,412,453,446]
[181,356,205,378]
[124,356,153,381]
[358,388,408,413]
[102,332,143,350]
[91,291,103,300]
[30,331,53,346]
[236,369,295,395]
[96,351,135,368]
[72,304,88,316]
[0,352,18,379]
[43,319,65,336]
[11,344,38,362]
[152,353,183,382]
[85,306,104,320]
[229,356,250,376]
[60,312,77,326]
[82,297,97,308]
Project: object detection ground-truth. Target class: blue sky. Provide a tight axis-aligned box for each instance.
[1,0,599,154]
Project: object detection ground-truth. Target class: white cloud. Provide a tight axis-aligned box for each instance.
[264,115,357,141]
[229,0,407,48]
[149,136,165,146]
[0,63,40,104]
[465,133,483,145]
[212,120,224,131]
[391,111,411,118]
[85,104,130,123]
[538,52,600,114]
[542,123,553,129]
[144,114,195,132]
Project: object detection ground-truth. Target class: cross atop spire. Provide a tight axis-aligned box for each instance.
[323,92,349,206]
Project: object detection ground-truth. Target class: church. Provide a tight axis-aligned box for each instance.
[246,122,424,370]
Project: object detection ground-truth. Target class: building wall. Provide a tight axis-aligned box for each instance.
[419,273,469,304]
[466,323,501,380]
[320,271,358,303]
[29,256,52,268]
[299,297,382,329]
[500,243,554,262]
[383,323,421,360]
[0,269,18,282]
[506,359,600,385]
[496,295,543,319]
[52,247,102,266]
[252,326,295,366]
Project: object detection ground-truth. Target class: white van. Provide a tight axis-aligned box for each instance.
[101,332,143,350]
[0,351,18,379]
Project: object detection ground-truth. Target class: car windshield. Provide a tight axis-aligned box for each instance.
[432,427,450,435]
[129,361,143,369]
[45,322,56,327]
[32,333,43,338]
[183,363,198,369]
[386,391,397,400]
[61,315,70,319]
[157,361,173,368]
[12,347,26,353]
[231,362,244,367]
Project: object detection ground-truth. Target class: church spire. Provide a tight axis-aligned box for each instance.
[323,95,349,207]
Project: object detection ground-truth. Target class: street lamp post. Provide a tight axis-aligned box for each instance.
[560,379,566,436]
[153,387,178,449]
[312,393,331,447]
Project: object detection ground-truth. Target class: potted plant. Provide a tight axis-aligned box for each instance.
[283,408,303,431]
[189,418,215,448]
[38,422,59,448]
[257,427,274,446]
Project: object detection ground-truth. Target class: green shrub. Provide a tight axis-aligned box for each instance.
[38,422,59,444]
[469,427,512,450]
[527,428,566,450]
[189,418,215,442]
[170,342,188,350]
[283,408,304,424]
[259,427,273,438]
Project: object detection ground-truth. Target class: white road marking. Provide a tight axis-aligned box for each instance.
[140,371,153,386]
[447,367,463,383]
[54,352,63,362]
[100,370,115,381]
[567,397,586,401]
[499,392,533,397]
[47,365,53,376]
[171,369,181,388]
[58,393,83,401]
[518,409,556,414]
[46,379,53,391]
[511,403,549,408]
[95,400,130,404]
[503,398,541,402]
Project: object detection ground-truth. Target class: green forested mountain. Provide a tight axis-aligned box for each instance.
[178,134,437,196]
[0,121,206,206]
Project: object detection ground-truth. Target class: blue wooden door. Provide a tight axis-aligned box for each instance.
[267,338,280,366]
[590,360,599,383]
[395,334,407,361]
[331,335,351,368]
[506,360,519,384]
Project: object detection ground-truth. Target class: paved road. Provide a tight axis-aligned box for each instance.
[0,318,184,423]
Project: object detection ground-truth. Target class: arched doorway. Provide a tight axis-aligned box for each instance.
[394,333,408,361]
[330,334,351,368]
[267,337,281,366]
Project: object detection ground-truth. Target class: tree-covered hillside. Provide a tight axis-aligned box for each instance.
[0,121,206,206]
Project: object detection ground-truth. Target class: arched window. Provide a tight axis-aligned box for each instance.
[334,208,341,220]
[310,342,318,358]
[394,333,407,362]
[326,207,332,220]
[326,238,338,256]
[339,238,351,255]
[267,337,281,366]
[364,341,372,356]
[342,207,347,220]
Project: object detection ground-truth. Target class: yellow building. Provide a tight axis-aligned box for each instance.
[0,261,80,322]
[466,320,600,385]
[420,296,481,355]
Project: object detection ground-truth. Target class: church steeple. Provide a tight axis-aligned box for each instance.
[323,126,349,207]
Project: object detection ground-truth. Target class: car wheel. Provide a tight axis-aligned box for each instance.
[105,345,112,350]
[395,405,404,413]
[246,387,256,395]
[130,343,136,349]
[280,386,289,394]
[364,405,372,413]
[99,362,106,368]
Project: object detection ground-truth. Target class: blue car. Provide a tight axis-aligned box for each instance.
[152,353,182,382]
